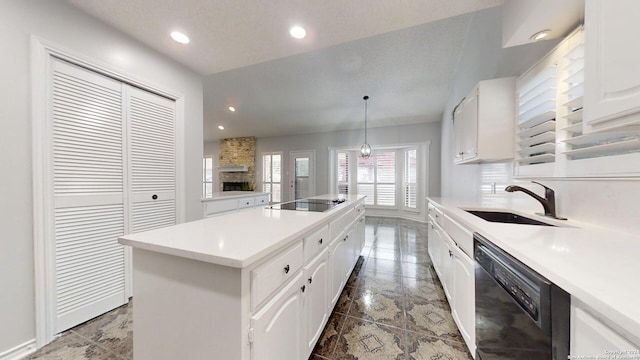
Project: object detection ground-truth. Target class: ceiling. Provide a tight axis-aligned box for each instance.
[66,0,506,142]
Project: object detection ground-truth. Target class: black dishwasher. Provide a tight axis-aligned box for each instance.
[474,233,570,360]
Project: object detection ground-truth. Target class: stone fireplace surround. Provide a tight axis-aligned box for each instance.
[218,137,255,191]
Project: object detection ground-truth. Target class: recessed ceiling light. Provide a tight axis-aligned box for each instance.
[289,26,306,39]
[228,106,236,112]
[218,125,225,130]
[530,29,551,42]
[170,31,190,44]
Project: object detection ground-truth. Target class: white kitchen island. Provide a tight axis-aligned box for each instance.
[119,194,365,360]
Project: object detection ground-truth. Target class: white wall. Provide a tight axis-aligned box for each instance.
[0,0,203,355]
[440,6,640,235]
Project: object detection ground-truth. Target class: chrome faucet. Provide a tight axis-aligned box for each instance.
[505,181,566,220]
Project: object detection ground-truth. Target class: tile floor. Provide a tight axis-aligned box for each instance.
[28,216,472,360]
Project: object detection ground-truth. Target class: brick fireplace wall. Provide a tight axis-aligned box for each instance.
[218,137,256,190]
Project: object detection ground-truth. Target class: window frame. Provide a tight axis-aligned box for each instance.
[202,157,214,199]
[262,151,283,203]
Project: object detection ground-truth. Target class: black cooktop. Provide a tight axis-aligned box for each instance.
[270,198,346,212]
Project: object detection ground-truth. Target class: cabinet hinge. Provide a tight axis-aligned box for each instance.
[248,328,254,343]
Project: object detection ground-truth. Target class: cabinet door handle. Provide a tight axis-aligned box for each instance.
[449,250,453,257]
[301,285,306,293]
[152,194,158,200]
[308,277,313,284]
[318,238,323,245]
[246,201,250,205]
[283,265,290,274]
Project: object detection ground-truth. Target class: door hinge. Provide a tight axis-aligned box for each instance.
[248,328,254,343]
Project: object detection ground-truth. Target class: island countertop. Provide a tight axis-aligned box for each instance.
[119,194,363,268]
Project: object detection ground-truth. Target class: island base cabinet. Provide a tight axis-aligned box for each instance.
[131,249,244,360]
[303,249,330,357]
[250,272,305,360]
[328,236,346,308]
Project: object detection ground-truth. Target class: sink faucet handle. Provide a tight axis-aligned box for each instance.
[531,181,554,199]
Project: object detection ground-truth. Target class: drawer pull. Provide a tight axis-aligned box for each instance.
[308,277,313,284]
[301,285,306,293]
[283,265,290,274]
[152,194,158,200]
[318,238,323,245]
[246,201,250,205]
[343,235,348,242]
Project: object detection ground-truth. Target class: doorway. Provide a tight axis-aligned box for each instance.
[289,151,315,201]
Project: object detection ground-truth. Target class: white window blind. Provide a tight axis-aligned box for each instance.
[560,30,640,160]
[337,151,349,195]
[262,153,282,202]
[356,151,396,207]
[515,63,558,166]
[404,149,417,209]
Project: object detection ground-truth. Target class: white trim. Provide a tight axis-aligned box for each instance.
[365,210,428,224]
[0,339,37,360]
[31,36,186,348]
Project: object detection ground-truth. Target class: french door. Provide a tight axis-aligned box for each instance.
[289,151,315,201]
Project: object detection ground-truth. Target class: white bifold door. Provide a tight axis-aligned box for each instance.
[50,58,175,333]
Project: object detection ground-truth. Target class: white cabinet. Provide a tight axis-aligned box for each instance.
[203,192,270,217]
[303,249,330,357]
[571,301,639,356]
[451,244,475,356]
[128,197,365,360]
[250,272,305,360]
[453,77,516,164]
[427,200,476,357]
[328,235,346,308]
[584,0,640,132]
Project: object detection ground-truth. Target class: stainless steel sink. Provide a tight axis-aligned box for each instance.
[465,210,556,227]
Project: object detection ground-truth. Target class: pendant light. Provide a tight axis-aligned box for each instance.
[360,95,372,159]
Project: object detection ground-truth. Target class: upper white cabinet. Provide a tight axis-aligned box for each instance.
[584,0,640,132]
[453,77,516,164]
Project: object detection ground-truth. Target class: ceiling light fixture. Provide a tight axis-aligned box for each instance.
[218,125,225,130]
[228,106,236,112]
[530,29,551,42]
[170,31,190,44]
[289,26,307,39]
[360,95,372,159]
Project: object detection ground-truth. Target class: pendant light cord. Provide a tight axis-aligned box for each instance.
[364,95,369,144]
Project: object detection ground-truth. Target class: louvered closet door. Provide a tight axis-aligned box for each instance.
[126,86,176,233]
[51,59,127,332]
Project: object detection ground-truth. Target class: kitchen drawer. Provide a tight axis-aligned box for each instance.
[354,201,365,217]
[238,197,255,209]
[251,241,304,311]
[303,224,329,263]
[443,214,473,258]
[206,198,237,216]
[427,203,444,227]
[330,208,354,241]
[255,194,269,207]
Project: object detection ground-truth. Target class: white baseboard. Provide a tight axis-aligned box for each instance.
[365,209,427,223]
[0,339,37,360]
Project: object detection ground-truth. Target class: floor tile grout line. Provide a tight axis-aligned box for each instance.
[69,329,130,360]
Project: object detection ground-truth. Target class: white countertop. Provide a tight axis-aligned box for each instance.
[201,191,269,201]
[428,196,640,346]
[120,194,363,268]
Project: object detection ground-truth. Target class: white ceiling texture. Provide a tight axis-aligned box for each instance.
[66,0,504,141]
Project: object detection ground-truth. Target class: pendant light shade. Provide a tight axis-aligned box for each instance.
[360,95,372,159]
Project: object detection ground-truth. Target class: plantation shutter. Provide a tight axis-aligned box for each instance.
[127,85,177,233]
[376,151,396,206]
[51,59,127,332]
[404,149,417,209]
[337,151,349,195]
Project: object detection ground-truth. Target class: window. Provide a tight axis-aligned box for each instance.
[357,151,396,207]
[404,148,417,209]
[203,157,213,198]
[330,144,427,211]
[337,151,349,195]
[262,152,282,203]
